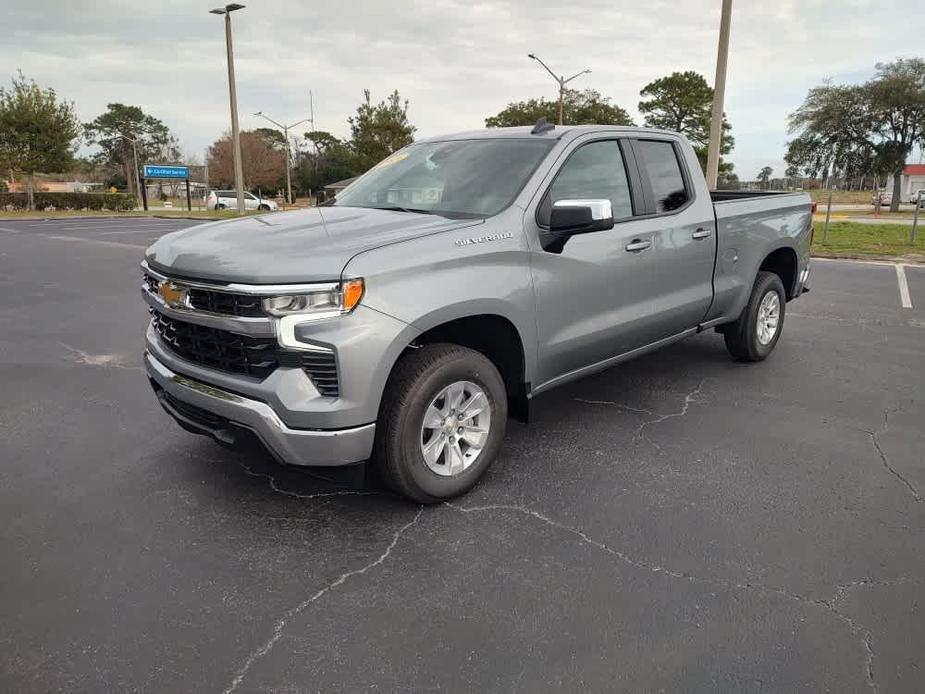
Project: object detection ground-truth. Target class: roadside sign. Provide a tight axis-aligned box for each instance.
[140,164,193,212]
[143,165,189,179]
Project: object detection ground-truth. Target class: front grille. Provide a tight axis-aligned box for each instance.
[151,311,341,396]
[143,268,267,317]
[152,312,279,379]
[187,288,265,317]
[143,270,161,294]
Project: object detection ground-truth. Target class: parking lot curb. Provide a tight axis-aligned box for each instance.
[811,251,925,264]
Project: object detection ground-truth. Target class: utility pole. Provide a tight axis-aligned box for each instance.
[706,0,733,189]
[117,134,144,210]
[203,147,209,191]
[309,90,317,178]
[527,54,591,126]
[254,112,310,206]
[211,4,246,214]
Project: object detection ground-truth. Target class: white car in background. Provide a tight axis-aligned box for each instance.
[207,190,278,211]
[908,189,925,207]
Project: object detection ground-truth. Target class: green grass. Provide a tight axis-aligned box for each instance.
[807,189,876,204]
[812,221,925,259]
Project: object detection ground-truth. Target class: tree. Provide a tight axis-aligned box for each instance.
[867,59,925,210]
[486,89,633,128]
[84,103,178,197]
[757,166,773,188]
[349,89,416,173]
[638,71,735,176]
[787,59,925,210]
[294,130,358,194]
[253,127,287,150]
[0,71,80,208]
[717,170,740,190]
[208,129,286,191]
[786,83,876,186]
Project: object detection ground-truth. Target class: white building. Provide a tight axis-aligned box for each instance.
[901,164,925,202]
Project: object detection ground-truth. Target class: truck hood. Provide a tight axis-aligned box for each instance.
[145,207,484,284]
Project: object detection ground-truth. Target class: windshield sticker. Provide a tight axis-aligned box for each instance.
[373,151,409,169]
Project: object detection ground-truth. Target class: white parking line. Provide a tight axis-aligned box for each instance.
[97,226,188,235]
[896,265,912,309]
[47,235,147,249]
[812,257,900,267]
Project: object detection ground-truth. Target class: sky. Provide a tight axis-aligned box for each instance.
[4,0,925,180]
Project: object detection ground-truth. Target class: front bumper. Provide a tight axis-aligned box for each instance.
[145,351,375,466]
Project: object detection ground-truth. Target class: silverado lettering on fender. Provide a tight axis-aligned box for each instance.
[143,123,812,503]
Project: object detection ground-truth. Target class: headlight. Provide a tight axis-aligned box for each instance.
[262,279,364,319]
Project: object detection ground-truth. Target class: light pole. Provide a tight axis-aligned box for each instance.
[527,53,590,126]
[117,134,145,211]
[254,112,310,205]
[706,0,733,190]
[210,3,246,215]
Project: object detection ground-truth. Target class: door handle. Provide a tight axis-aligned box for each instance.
[692,228,713,240]
[625,239,652,252]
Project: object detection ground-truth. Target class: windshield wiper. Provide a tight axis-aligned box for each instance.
[369,205,436,215]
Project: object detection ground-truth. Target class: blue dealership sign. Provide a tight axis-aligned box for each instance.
[143,164,189,179]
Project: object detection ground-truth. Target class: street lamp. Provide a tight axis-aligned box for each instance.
[254,111,310,206]
[116,134,145,211]
[527,53,590,126]
[210,3,246,214]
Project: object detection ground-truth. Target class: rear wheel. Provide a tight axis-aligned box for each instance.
[374,344,507,503]
[215,203,226,210]
[258,204,270,211]
[723,271,786,362]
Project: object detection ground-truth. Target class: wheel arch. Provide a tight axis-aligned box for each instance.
[380,306,533,423]
[758,245,799,299]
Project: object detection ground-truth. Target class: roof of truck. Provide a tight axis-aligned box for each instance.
[415,124,682,143]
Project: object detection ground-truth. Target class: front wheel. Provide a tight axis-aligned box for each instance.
[258,204,270,211]
[723,271,786,362]
[374,344,507,503]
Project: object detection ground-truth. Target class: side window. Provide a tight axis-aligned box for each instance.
[245,192,257,201]
[634,140,690,213]
[539,140,633,225]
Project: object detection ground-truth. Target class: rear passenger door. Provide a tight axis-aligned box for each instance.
[626,138,716,338]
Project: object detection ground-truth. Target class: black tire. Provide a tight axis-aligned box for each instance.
[215,203,226,210]
[374,344,508,503]
[258,204,270,211]
[723,271,786,362]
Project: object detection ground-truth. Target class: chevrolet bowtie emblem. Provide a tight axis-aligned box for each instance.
[158,281,186,309]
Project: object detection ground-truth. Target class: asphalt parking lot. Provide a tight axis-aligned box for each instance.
[1,217,923,693]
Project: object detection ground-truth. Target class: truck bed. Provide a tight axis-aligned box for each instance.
[710,190,796,202]
[706,191,813,325]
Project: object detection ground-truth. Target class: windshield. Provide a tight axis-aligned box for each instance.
[331,138,555,218]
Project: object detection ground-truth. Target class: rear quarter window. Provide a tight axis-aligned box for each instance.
[635,140,690,213]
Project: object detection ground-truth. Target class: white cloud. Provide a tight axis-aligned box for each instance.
[3,0,924,178]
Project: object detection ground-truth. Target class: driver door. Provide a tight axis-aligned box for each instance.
[528,137,666,389]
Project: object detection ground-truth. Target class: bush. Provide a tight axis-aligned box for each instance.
[0,191,138,212]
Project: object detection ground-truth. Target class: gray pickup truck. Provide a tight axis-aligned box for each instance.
[143,122,812,502]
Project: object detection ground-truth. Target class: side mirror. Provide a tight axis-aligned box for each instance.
[542,199,614,253]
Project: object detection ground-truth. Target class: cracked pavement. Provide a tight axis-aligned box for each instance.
[1,218,924,692]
